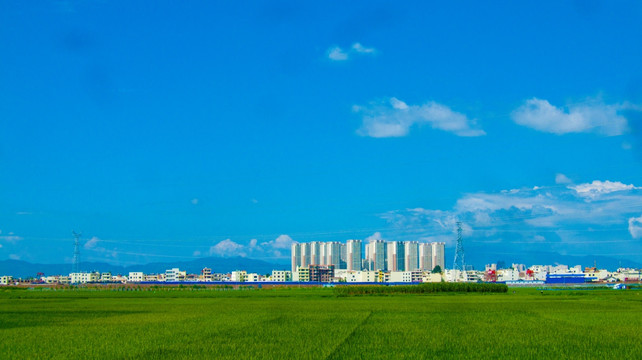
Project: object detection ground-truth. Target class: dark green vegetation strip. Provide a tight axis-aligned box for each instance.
[0,287,640,359]
[333,282,508,296]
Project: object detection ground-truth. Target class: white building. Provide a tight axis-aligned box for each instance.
[325,242,344,269]
[389,271,413,283]
[300,242,311,268]
[230,270,247,282]
[309,241,321,266]
[366,239,387,271]
[165,268,186,282]
[387,241,404,272]
[70,272,99,284]
[404,241,419,271]
[419,243,433,271]
[1,275,13,285]
[291,242,301,273]
[498,268,520,282]
[431,242,445,271]
[112,274,128,283]
[422,272,443,283]
[271,270,292,282]
[128,272,144,282]
[346,240,362,271]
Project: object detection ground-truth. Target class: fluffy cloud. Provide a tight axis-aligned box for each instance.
[327,42,376,61]
[327,47,349,61]
[381,179,642,246]
[260,234,294,250]
[629,216,642,239]
[511,98,638,135]
[365,232,383,241]
[84,236,100,249]
[209,239,247,257]
[209,235,294,258]
[352,43,375,54]
[569,180,638,199]
[82,236,118,259]
[9,254,20,260]
[555,173,572,184]
[355,97,485,138]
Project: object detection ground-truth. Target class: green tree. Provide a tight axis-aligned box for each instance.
[432,265,442,274]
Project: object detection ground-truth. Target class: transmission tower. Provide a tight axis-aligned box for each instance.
[72,231,81,274]
[453,222,465,280]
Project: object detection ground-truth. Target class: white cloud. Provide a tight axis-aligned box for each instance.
[327,42,377,61]
[209,235,294,259]
[193,250,201,257]
[570,180,638,199]
[0,244,3,248]
[9,254,20,260]
[365,232,384,241]
[84,236,100,249]
[355,97,485,138]
[555,173,572,184]
[261,234,294,250]
[352,43,375,54]
[209,239,247,257]
[0,235,22,243]
[511,98,637,135]
[327,46,349,61]
[191,198,199,205]
[629,216,642,238]
[382,179,642,244]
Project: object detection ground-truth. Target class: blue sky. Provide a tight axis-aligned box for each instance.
[1,1,642,268]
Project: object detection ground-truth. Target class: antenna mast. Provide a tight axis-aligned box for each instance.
[72,231,81,274]
[453,222,466,281]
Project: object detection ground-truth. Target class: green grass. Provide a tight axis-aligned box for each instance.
[0,287,640,359]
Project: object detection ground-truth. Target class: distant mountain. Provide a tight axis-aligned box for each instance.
[0,256,288,278]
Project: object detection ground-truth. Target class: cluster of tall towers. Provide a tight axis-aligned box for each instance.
[291,239,445,273]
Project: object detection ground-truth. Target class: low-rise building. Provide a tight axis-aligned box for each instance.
[112,274,128,283]
[201,268,212,282]
[271,270,292,282]
[389,271,413,282]
[246,273,260,282]
[145,274,164,282]
[165,268,186,282]
[231,270,247,282]
[70,272,100,284]
[1,275,13,285]
[294,267,309,282]
[309,265,334,282]
[421,272,442,283]
[128,272,144,282]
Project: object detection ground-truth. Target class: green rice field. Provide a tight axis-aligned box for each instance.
[1,286,641,359]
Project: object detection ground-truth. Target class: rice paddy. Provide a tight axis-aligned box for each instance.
[0,286,640,359]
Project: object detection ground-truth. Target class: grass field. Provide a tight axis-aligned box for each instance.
[1,286,641,359]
